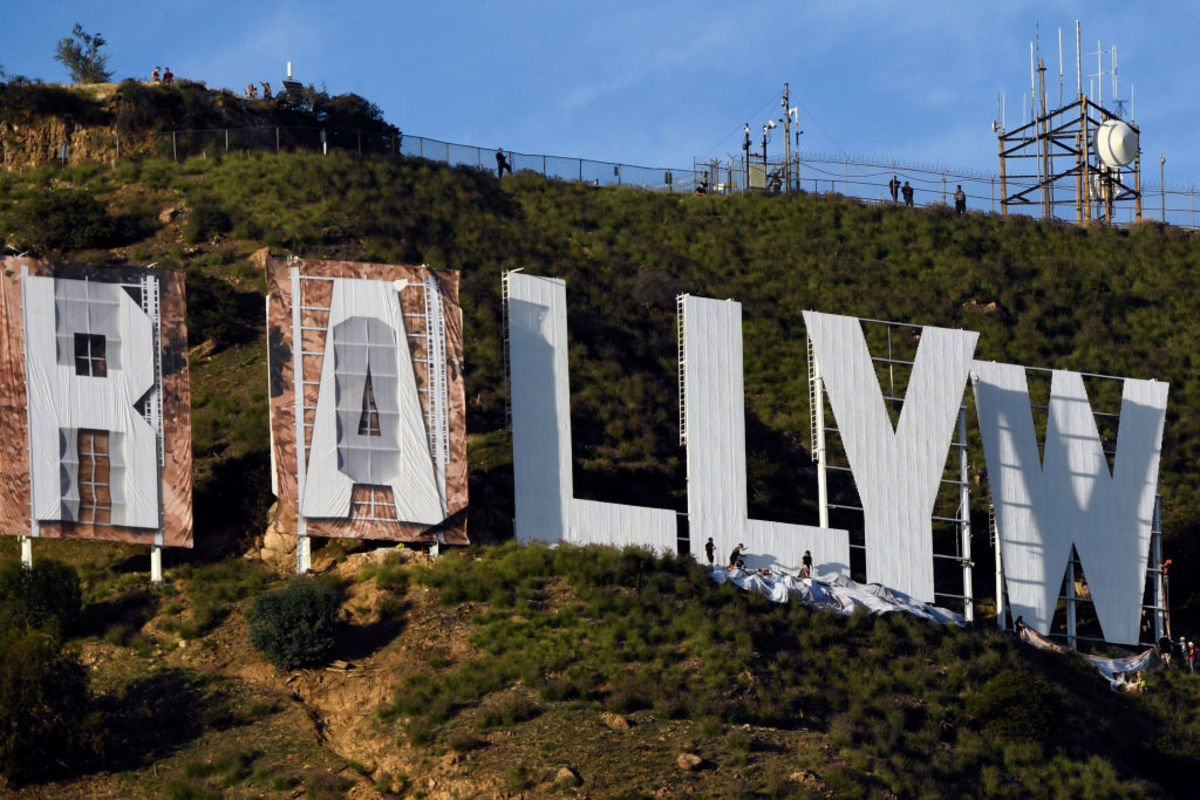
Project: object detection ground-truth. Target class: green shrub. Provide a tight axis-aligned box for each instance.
[0,627,93,784]
[0,559,81,641]
[8,188,114,251]
[183,196,232,244]
[966,668,1058,743]
[248,578,341,670]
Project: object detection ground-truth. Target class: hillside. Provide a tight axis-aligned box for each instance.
[3,104,1200,796]
[7,543,1200,799]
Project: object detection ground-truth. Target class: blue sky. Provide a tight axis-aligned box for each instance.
[6,2,1200,187]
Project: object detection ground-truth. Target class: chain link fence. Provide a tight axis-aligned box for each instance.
[11,123,1200,227]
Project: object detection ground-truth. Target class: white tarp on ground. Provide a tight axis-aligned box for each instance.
[1017,625,1163,688]
[710,566,964,625]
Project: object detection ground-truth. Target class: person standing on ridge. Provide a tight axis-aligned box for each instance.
[954,184,966,215]
[704,537,715,565]
[151,66,160,83]
[888,173,900,203]
[902,181,914,207]
[496,147,512,178]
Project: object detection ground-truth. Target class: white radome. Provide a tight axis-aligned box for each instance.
[1095,119,1138,168]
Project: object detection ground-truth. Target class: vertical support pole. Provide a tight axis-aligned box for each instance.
[542,154,547,178]
[1066,551,1077,649]
[942,170,947,204]
[151,546,163,585]
[782,82,791,192]
[814,361,829,531]
[1081,95,1091,222]
[290,267,311,574]
[225,129,229,154]
[844,158,848,194]
[998,134,1008,216]
[19,266,41,560]
[958,404,974,623]
[993,506,1005,630]
[1160,154,1166,222]
[172,131,177,162]
[991,178,995,213]
[1153,494,1164,642]
[276,126,280,152]
[1075,128,1084,223]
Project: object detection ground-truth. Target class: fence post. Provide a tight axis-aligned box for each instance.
[275,127,280,152]
[225,129,229,154]
[578,159,582,182]
[543,154,547,178]
[1192,188,1195,229]
[844,158,848,194]
[942,171,947,203]
[172,131,177,162]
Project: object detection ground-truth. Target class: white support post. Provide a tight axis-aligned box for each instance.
[993,505,1005,630]
[290,266,311,574]
[150,546,163,585]
[20,536,32,568]
[958,406,974,622]
[297,532,311,574]
[812,354,829,530]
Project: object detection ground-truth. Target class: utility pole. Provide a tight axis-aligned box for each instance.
[782,82,791,192]
[1160,153,1166,222]
[742,124,750,192]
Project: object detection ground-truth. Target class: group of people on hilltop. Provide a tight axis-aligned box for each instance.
[888,173,968,214]
[703,537,815,579]
[245,82,272,99]
[149,66,174,85]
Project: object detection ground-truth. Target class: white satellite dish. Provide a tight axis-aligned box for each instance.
[1095,119,1138,168]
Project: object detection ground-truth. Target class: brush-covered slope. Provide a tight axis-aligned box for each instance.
[3,151,1200,608]
[3,150,1200,796]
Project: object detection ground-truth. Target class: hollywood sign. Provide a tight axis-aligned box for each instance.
[505,271,1167,645]
[0,255,1166,647]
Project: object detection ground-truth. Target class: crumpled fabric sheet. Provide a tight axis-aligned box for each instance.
[1018,625,1163,687]
[710,566,964,626]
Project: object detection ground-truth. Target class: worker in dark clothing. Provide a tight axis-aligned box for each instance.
[729,543,746,569]
[801,550,813,578]
[902,181,914,207]
[954,184,966,214]
[704,537,715,565]
[496,147,512,178]
[888,174,900,203]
